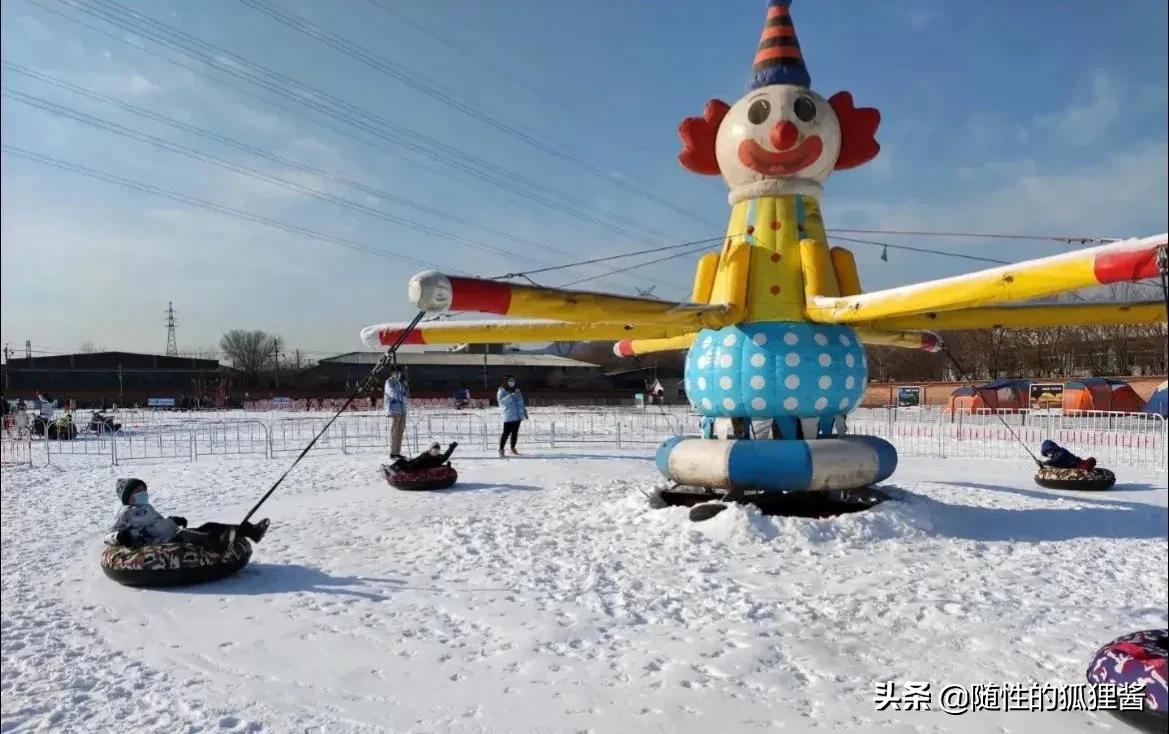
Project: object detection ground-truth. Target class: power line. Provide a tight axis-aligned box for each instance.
[828,228,1119,244]
[831,235,1011,265]
[491,234,733,281]
[365,0,613,134]
[20,0,635,246]
[51,0,684,249]
[1,61,679,293]
[558,242,717,288]
[239,0,720,233]
[2,87,555,268]
[1,144,442,269]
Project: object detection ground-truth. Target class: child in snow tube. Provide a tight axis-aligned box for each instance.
[382,442,458,490]
[104,478,270,551]
[1086,629,1168,732]
[1035,440,1114,490]
[1040,439,1096,470]
[101,478,273,587]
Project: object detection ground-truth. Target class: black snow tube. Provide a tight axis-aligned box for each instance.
[1034,465,1116,491]
[101,538,252,587]
[381,464,458,491]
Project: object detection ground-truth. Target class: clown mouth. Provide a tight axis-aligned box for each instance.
[738,136,824,176]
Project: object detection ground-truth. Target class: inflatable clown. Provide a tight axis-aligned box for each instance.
[361,0,1167,500]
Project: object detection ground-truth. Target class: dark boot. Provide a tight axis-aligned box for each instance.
[241,519,269,543]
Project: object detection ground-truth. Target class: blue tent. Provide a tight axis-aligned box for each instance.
[1143,380,1168,418]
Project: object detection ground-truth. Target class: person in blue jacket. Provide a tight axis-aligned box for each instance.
[1040,439,1096,470]
[496,374,528,457]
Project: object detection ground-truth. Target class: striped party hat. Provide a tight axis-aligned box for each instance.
[750,0,811,90]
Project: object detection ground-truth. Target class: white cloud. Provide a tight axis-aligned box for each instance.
[127,72,159,95]
[1033,71,1119,147]
[832,138,1168,249]
[907,7,942,29]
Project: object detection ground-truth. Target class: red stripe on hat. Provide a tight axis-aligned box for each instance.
[761,25,797,41]
[379,328,426,346]
[767,5,788,20]
[754,47,804,65]
[1093,245,1162,283]
[447,277,513,314]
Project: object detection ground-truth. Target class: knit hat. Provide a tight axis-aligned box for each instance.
[750,0,811,90]
[1040,440,1057,456]
[117,477,147,505]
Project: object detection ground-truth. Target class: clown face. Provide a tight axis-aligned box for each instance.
[715,85,841,203]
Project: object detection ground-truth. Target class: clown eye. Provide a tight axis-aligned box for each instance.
[747,99,771,125]
[793,96,816,122]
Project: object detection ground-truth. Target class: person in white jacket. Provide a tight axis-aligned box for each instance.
[104,478,269,551]
[384,369,409,459]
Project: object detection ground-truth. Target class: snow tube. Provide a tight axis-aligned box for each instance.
[1086,629,1168,733]
[381,464,458,491]
[101,538,252,587]
[1034,465,1116,491]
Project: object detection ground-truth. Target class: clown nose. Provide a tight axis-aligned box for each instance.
[770,120,799,150]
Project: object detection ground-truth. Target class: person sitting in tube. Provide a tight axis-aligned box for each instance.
[105,478,270,552]
[389,442,458,473]
[1040,439,1097,471]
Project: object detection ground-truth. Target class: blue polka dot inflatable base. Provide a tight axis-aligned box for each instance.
[657,435,897,493]
[684,322,867,419]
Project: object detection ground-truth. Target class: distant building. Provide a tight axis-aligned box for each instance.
[308,351,603,397]
[1,351,223,405]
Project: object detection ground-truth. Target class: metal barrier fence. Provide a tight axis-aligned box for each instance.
[6,409,1164,471]
[1,428,33,467]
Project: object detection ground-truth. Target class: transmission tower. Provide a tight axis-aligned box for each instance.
[165,302,178,356]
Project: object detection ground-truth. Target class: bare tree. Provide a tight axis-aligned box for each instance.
[219,330,281,382]
[79,342,98,353]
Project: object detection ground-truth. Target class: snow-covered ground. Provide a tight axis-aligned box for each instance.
[2,447,1166,733]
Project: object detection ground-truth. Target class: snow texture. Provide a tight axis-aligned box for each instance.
[2,447,1166,733]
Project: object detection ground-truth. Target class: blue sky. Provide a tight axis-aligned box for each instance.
[2,0,1166,359]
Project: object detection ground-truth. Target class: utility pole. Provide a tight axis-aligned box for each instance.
[118,364,123,401]
[25,340,31,359]
[295,348,301,370]
[165,302,178,356]
[273,338,280,389]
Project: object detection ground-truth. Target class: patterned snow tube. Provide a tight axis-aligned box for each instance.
[1034,465,1116,491]
[101,538,252,587]
[1086,629,1168,732]
[381,464,458,491]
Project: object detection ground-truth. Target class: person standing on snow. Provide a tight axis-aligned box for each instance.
[384,369,409,460]
[496,374,528,457]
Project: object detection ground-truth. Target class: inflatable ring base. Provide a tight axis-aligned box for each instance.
[101,538,252,587]
[1086,628,1168,732]
[1034,465,1116,491]
[661,487,890,519]
[381,464,458,491]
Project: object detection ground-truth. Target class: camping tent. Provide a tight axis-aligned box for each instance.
[946,379,1030,413]
[1143,380,1168,418]
[1062,378,1146,413]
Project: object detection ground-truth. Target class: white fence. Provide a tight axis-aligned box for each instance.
[3,406,1164,471]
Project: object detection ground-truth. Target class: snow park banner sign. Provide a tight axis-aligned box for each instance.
[1029,383,1065,410]
[897,386,923,408]
[147,397,176,408]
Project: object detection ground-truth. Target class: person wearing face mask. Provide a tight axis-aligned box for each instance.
[384,369,409,460]
[496,375,528,457]
[104,478,270,552]
[389,441,458,472]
